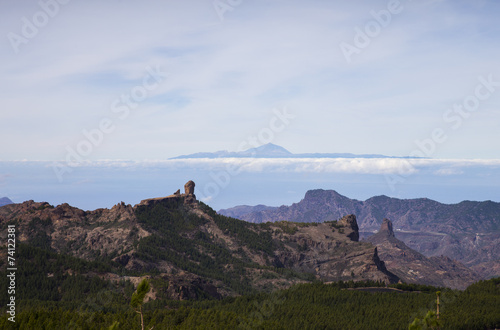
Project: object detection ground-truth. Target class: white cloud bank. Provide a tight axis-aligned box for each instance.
[40,158,500,176]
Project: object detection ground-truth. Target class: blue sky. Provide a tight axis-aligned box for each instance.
[1,0,499,209]
[1,0,499,161]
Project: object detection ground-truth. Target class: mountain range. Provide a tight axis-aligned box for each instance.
[0,184,395,300]
[0,181,481,303]
[170,143,418,159]
[219,189,500,279]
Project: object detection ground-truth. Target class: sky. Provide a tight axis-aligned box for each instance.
[0,0,499,210]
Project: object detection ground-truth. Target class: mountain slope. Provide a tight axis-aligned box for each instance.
[0,182,399,302]
[365,219,479,289]
[219,189,500,279]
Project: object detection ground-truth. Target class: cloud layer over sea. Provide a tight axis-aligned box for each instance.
[1,158,499,211]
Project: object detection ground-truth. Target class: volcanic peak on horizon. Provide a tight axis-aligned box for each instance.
[170,143,416,159]
[0,197,13,207]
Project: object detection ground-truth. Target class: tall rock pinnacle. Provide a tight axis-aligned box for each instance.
[379,218,394,237]
[338,214,359,242]
[184,180,196,204]
[184,180,195,195]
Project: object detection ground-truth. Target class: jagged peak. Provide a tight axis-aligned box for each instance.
[139,180,197,206]
[338,214,359,242]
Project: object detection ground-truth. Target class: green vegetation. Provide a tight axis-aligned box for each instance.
[37,203,55,211]
[133,199,278,295]
[1,279,498,329]
[212,214,276,254]
[0,221,499,329]
[272,221,299,235]
[0,244,128,305]
[1,199,499,329]
[130,279,151,330]
[409,311,442,330]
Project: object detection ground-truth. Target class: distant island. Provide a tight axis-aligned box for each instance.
[170,143,421,159]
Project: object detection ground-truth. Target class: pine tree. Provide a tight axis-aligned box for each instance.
[131,279,151,330]
[108,321,120,330]
[436,291,441,320]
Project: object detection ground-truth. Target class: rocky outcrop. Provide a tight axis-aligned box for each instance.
[338,214,359,242]
[366,219,480,290]
[270,220,397,284]
[139,180,197,206]
[184,180,195,195]
[184,180,196,204]
[164,273,221,300]
[379,218,394,237]
[0,199,148,260]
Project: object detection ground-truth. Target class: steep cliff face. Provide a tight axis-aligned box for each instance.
[365,219,480,290]
[0,185,400,301]
[219,189,500,279]
[270,215,397,284]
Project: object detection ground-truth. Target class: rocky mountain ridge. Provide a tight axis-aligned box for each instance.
[0,182,408,301]
[219,189,500,279]
[221,189,500,233]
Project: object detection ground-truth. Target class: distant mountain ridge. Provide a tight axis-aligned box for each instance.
[0,197,12,207]
[171,143,417,159]
[218,189,500,279]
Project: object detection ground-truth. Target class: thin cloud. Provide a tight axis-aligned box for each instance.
[1,1,499,160]
[36,158,500,175]
[434,168,465,176]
